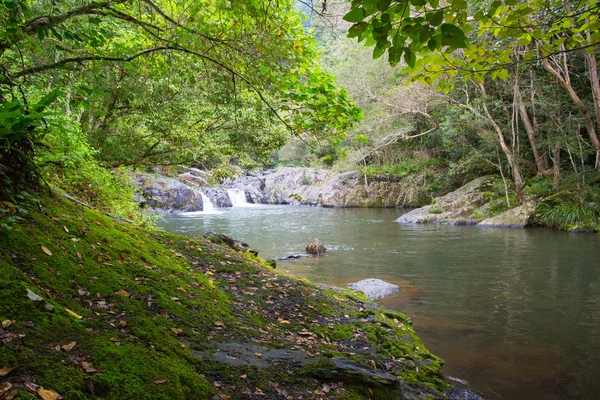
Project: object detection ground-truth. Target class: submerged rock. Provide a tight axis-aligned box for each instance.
[306,239,326,255]
[347,278,400,301]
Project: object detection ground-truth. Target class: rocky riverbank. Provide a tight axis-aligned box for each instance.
[131,167,433,212]
[0,194,482,399]
[130,167,598,231]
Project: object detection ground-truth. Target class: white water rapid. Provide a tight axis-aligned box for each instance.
[227,188,248,207]
[200,193,216,212]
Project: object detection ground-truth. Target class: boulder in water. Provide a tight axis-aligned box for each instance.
[347,278,399,301]
[306,239,326,255]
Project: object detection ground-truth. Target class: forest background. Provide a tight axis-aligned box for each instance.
[1,0,599,230]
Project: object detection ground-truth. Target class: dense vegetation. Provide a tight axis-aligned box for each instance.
[282,0,600,230]
[0,0,361,224]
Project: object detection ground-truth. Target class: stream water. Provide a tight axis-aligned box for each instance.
[158,205,600,399]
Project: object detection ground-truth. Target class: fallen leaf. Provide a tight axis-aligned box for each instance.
[171,328,183,335]
[176,286,186,293]
[38,388,61,400]
[24,382,39,392]
[65,308,82,319]
[170,297,179,301]
[61,341,76,351]
[1,320,14,329]
[41,246,53,256]
[109,338,120,343]
[219,395,231,400]
[240,374,247,379]
[0,365,19,377]
[153,377,167,384]
[214,322,225,327]
[76,252,82,259]
[254,352,263,357]
[114,289,130,297]
[63,226,69,233]
[0,383,14,398]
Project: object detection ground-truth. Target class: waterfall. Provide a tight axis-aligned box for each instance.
[200,193,215,212]
[227,188,248,207]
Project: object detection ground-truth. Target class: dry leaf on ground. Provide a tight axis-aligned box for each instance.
[61,341,76,351]
[0,365,19,377]
[41,246,52,256]
[37,388,62,400]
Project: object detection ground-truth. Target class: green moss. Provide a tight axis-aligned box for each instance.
[0,194,450,399]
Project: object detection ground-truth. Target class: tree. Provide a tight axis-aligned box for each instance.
[0,0,361,193]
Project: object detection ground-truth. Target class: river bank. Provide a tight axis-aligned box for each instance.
[158,205,600,399]
[0,194,479,399]
[133,167,599,232]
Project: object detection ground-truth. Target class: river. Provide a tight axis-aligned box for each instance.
[158,204,600,399]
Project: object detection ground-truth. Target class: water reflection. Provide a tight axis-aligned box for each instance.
[158,206,600,399]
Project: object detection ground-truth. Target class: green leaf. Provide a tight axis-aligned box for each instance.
[343,8,366,23]
[404,47,416,68]
[440,23,467,48]
[427,10,444,26]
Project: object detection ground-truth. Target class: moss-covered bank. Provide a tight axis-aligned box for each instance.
[0,195,452,399]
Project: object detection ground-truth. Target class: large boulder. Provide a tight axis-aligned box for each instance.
[477,201,536,228]
[131,172,205,212]
[234,167,431,208]
[305,239,326,255]
[397,176,498,225]
[347,278,400,301]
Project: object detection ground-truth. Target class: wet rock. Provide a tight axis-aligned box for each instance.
[276,253,312,261]
[478,201,536,228]
[201,187,232,208]
[347,278,400,301]
[445,386,485,400]
[306,239,326,255]
[314,357,400,386]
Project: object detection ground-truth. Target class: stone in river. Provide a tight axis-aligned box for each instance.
[347,278,399,301]
[305,239,326,255]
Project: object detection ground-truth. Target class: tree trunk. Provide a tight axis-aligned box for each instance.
[480,84,525,196]
[538,44,600,153]
[552,145,561,192]
[514,82,549,173]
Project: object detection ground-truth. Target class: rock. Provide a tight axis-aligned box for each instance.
[26,289,44,302]
[397,176,498,225]
[201,188,233,208]
[203,232,257,255]
[233,167,431,208]
[314,356,400,386]
[177,172,207,187]
[347,278,400,301]
[445,386,485,400]
[276,253,312,261]
[27,289,54,312]
[478,201,536,228]
[306,239,326,255]
[130,172,205,212]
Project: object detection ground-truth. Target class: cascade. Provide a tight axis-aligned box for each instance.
[227,188,248,207]
[200,193,215,212]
